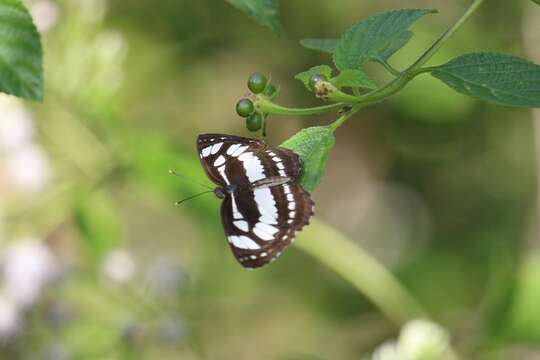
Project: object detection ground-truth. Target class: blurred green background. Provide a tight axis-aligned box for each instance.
[0,0,539,359]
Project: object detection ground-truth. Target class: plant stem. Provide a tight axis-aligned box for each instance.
[256,96,344,116]
[374,57,402,76]
[329,103,363,131]
[296,219,426,325]
[407,0,486,72]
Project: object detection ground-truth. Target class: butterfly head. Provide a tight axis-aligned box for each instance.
[214,184,238,199]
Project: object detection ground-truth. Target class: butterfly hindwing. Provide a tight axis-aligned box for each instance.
[221,183,314,268]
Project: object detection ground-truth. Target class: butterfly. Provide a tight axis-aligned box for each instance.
[197,133,315,268]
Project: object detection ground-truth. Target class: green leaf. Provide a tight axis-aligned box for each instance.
[225,0,281,32]
[532,0,540,5]
[431,52,540,108]
[300,38,338,54]
[75,191,121,262]
[331,69,376,89]
[294,65,333,90]
[281,126,335,192]
[333,9,436,70]
[376,30,413,61]
[0,0,43,100]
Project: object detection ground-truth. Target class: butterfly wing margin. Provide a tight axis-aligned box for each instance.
[220,183,314,268]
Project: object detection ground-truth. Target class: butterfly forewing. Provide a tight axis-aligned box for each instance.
[197,133,301,188]
[197,134,258,187]
[197,133,314,268]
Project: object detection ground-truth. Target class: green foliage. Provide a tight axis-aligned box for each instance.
[75,191,121,262]
[532,0,540,4]
[330,69,376,89]
[295,65,332,90]
[431,53,540,108]
[300,38,337,54]
[0,0,43,100]
[225,0,281,32]
[376,30,413,62]
[281,126,335,192]
[332,9,436,70]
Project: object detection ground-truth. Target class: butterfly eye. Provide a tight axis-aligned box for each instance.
[214,188,226,199]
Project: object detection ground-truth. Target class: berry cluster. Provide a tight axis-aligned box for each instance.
[235,72,277,133]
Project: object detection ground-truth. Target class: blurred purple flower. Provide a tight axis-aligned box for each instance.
[145,256,185,298]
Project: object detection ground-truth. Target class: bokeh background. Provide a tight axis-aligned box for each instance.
[0,0,539,359]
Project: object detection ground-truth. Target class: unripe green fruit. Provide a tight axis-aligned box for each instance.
[236,98,254,117]
[246,112,263,132]
[262,83,277,97]
[248,72,268,94]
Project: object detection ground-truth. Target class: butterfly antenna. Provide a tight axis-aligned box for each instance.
[168,169,213,190]
[175,190,214,206]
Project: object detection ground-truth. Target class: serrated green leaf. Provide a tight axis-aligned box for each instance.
[331,69,376,89]
[333,9,436,70]
[0,0,43,100]
[376,30,413,61]
[431,53,540,108]
[300,38,338,54]
[294,65,333,90]
[225,0,281,32]
[281,126,335,192]
[75,191,121,262]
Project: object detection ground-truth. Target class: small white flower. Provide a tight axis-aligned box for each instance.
[0,294,20,339]
[5,143,52,193]
[372,340,399,360]
[397,319,450,360]
[30,0,60,33]
[2,238,57,307]
[102,249,136,284]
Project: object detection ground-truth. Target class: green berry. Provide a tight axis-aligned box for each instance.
[247,72,268,94]
[236,98,254,117]
[262,83,277,97]
[246,112,263,132]
[309,74,326,89]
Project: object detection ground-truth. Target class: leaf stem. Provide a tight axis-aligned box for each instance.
[374,57,402,76]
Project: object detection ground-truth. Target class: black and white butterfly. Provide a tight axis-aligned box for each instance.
[197,133,315,268]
